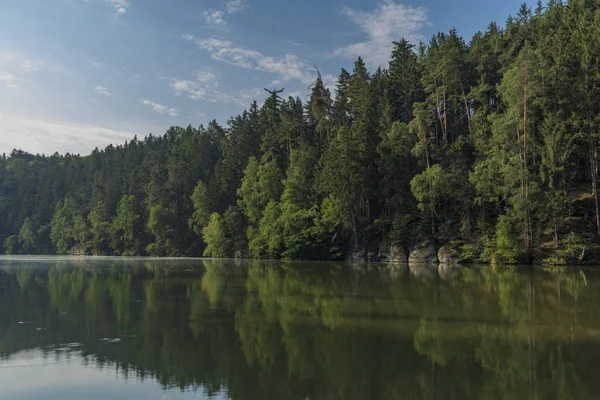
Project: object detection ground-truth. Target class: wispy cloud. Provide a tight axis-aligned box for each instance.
[256,54,312,83]
[0,112,138,155]
[182,34,318,84]
[204,0,247,29]
[172,69,261,107]
[105,0,129,15]
[335,0,429,67]
[141,99,179,117]
[94,85,112,96]
[226,0,246,14]
[184,36,261,68]
[20,60,45,73]
[204,10,227,28]
[172,70,218,100]
[0,71,19,89]
[90,61,105,68]
[0,51,64,74]
[0,53,17,61]
[218,88,263,107]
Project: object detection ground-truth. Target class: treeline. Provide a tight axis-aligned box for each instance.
[2,1,600,263]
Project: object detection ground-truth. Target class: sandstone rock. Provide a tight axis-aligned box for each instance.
[379,244,408,263]
[389,244,408,263]
[409,244,438,264]
[367,250,379,262]
[438,245,463,264]
[347,248,366,262]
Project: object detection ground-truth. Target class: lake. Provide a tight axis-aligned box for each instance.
[0,256,598,399]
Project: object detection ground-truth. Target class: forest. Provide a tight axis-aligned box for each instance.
[1,0,600,264]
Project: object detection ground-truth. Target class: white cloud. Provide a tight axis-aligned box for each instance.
[256,54,312,83]
[141,99,179,117]
[203,1,246,29]
[322,73,337,90]
[90,61,105,68]
[0,112,138,155]
[335,0,429,67]
[226,0,246,14]
[182,34,318,84]
[172,70,218,100]
[204,10,227,27]
[0,51,63,75]
[214,88,263,107]
[0,53,17,61]
[94,85,112,96]
[20,60,45,73]
[105,0,129,14]
[185,36,261,68]
[0,71,19,88]
[172,70,261,107]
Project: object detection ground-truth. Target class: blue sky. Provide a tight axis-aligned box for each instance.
[0,0,526,155]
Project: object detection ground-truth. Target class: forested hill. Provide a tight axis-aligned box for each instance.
[2,1,600,264]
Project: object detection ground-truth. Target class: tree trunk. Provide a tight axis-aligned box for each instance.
[434,83,443,146]
[523,85,531,250]
[352,214,359,251]
[590,137,600,237]
[442,83,448,144]
[461,81,471,134]
[554,216,559,248]
[524,85,528,177]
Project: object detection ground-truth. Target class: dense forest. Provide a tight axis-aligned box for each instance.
[2,0,600,263]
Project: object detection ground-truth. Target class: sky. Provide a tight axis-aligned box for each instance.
[0,0,526,156]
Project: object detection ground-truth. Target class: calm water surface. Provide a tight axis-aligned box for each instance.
[0,256,598,399]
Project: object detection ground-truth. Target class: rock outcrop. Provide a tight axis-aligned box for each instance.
[408,244,438,264]
[347,248,366,262]
[379,244,408,263]
[437,245,463,264]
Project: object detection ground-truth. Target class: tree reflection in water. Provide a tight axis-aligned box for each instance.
[0,258,597,399]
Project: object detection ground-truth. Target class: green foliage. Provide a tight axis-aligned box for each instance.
[317,126,370,249]
[88,202,111,255]
[50,198,81,255]
[202,213,228,258]
[18,218,37,254]
[543,233,586,266]
[111,195,142,255]
[237,157,262,226]
[202,207,246,258]
[146,205,176,256]
[481,215,521,265]
[410,164,452,236]
[410,164,451,213]
[3,235,19,255]
[249,201,284,259]
[189,181,211,236]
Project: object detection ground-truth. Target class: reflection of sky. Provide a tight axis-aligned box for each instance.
[0,349,228,400]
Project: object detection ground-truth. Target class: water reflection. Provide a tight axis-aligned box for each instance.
[0,257,598,399]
